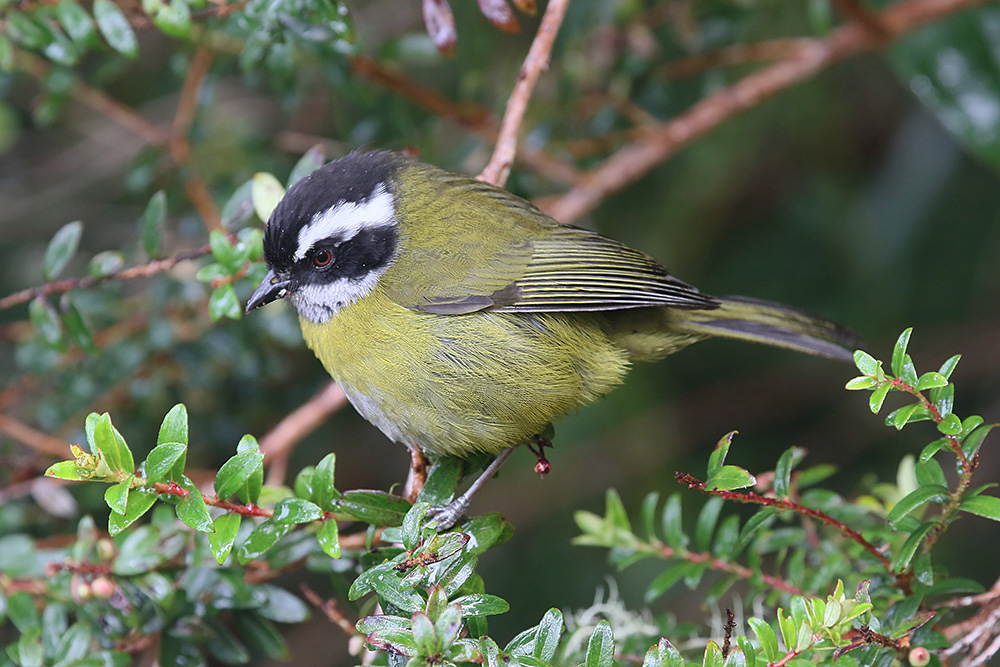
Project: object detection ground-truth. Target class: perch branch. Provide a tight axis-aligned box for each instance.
[544,0,993,224]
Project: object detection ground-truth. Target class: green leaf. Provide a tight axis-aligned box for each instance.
[317,519,341,558]
[238,519,291,563]
[6,12,49,49]
[706,465,756,491]
[15,627,43,667]
[450,593,509,617]
[46,460,85,481]
[56,0,97,42]
[584,620,614,667]
[402,502,431,550]
[916,372,949,390]
[215,448,265,499]
[890,522,934,572]
[311,452,340,510]
[61,298,97,354]
[272,497,324,524]
[845,376,876,390]
[959,495,1000,521]
[7,590,41,633]
[962,423,996,458]
[645,561,698,603]
[93,413,133,473]
[891,329,912,377]
[42,220,83,280]
[153,0,191,38]
[937,413,963,436]
[889,404,921,430]
[748,618,778,662]
[661,494,685,549]
[221,179,255,228]
[774,447,805,498]
[257,585,310,623]
[338,490,411,525]
[703,641,724,667]
[938,354,961,379]
[108,489,157,535]
[931,382,955,418]
[604,488,631,532]
[644,638,684,667]
[93,0,138,57]
[236,435,264,504]
[914,459,947,488]
[288,145,326,187]
[105,478,130,514]
[209,284,242,321]
[140,190,166,258]
[887,485,950,527]
[234,613,289,660]
[695,496,724,552]
[30,296,64,348]
[176,482,213,532]
[144,442,186,484]
[869,383,892,414]
[707,431,736,477]
[88,250,125,277]
[853,350,879,375]
[209,513,241,564]
[532,608,563,661]
[252,172,285,222]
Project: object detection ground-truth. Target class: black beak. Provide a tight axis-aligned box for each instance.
[246,269,295,313]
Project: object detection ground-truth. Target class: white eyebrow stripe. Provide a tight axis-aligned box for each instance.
[294,185,395,261]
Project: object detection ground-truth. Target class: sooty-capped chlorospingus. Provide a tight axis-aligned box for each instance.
[246,150,858,528]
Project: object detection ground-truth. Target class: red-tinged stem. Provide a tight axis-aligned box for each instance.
[676,473,912,595]
[655,543,804,596]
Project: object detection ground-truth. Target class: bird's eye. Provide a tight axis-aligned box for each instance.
[313,250,333,267]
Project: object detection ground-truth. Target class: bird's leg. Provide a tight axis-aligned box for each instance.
[527,434,552,477]
[403,444,430,502]
[427,447,517,530]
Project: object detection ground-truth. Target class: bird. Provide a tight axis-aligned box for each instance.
[246,149,858,527]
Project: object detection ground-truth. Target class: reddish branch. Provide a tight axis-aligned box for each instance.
[260,381,349,486]
[675,472,911,594]
[0,243,213,311]
[544,0,994,224]
[478,0,571,186]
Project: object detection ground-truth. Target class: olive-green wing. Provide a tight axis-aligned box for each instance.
[489,225,717,312]
[381,161,716,314]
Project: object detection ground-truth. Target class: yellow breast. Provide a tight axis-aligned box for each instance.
[298,287,630,456]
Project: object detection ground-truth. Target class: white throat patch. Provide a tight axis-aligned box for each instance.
[294,185,395,261]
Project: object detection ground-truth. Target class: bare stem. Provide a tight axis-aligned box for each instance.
[478,0,571,186]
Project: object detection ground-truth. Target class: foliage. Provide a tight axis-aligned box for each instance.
[2,0,1000,666]
[0,331,982,665]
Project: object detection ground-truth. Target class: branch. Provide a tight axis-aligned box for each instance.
[0,243,213,311]
[675,472,910,594]
[477,0,571,186]
[260,381,349,486]
[544,0,993,224]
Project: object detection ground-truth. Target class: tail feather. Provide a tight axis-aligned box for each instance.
[672,296,862,362]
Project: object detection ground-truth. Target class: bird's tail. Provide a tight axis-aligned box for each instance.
[671,295,861,362]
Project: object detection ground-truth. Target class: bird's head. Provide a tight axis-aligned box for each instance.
[245,151,403,323]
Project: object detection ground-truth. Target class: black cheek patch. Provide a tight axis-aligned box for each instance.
[330,225,399,281]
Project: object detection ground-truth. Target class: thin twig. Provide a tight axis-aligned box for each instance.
[14,49,168,146]
[300,583,358,636]
[260,381,349,486]
[170,46,222,231]
[0,414,69,458]
[675,472,909,594]
[0,244,213,311]
[544,0,993,224]
[478,0,571,186]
